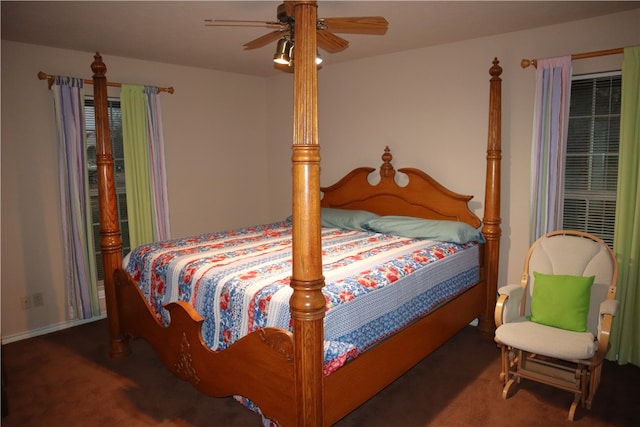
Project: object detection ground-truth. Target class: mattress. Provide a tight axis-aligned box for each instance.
[124,219,481,374]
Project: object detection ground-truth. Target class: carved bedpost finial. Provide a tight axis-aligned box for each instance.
[490,58,503,79]
[380,146,395,179]
[91,52,107,78]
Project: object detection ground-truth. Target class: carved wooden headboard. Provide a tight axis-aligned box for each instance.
[320,147,481,228]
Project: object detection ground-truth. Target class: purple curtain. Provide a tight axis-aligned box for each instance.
[52,76,100,319]
[529,56,572,243]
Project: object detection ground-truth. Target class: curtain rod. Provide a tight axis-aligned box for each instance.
[37,71,175,94]
[521,47,624,69]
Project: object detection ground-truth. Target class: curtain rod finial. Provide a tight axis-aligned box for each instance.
[521,58,537,69]
[37,71,54,89]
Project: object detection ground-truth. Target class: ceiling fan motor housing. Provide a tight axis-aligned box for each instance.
[277,3,294,25]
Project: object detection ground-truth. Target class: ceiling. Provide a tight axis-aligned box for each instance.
[2,1,639,77]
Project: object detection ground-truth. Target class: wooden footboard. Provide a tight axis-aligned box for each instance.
[114,266,486,427]
[113,269,299,427]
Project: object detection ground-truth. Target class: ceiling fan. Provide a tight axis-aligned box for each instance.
[204,2,388,66]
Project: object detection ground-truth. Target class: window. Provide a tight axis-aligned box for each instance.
[563,72,621,247]
[84,97,130,282]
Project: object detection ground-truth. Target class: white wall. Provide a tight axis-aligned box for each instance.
[1,41,269,340]
[265,9,640,295]
[2,8,639,341]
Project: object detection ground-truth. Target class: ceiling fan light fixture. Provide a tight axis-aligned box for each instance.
[273,38,323,68]
[273,37,293,65]
[208,3,389,72]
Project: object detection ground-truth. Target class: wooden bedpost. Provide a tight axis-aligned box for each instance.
[91,53,129,358]
[478,58,503,336]
[289,1,325,426]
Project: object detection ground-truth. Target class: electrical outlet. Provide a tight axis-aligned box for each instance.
[20,296,32,310]
[32,292,44,307]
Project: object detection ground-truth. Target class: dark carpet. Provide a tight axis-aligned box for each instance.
[2,319,638,426]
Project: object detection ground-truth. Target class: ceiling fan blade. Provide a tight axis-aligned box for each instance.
[243,30,287,50]
[319,17,388,35]
[205,19,283,29]
[316,30,349,53]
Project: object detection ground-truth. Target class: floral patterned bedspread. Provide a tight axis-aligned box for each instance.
[124,219,480,375]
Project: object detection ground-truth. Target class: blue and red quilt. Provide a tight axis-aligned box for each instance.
[124,219,480,375]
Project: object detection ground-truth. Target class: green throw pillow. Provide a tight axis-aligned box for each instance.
[529,272,595,332]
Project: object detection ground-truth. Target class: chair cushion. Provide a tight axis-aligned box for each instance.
[495,319,597,360]
[530,272,594,332]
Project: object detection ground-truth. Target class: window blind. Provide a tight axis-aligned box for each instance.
[563,73,621,247]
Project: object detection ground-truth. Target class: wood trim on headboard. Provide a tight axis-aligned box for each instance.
[321,146,482,228]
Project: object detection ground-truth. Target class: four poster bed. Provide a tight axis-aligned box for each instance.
[91,3,502,426]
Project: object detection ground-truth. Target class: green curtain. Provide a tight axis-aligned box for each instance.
[610,45,640,366]
[121,85,155,248]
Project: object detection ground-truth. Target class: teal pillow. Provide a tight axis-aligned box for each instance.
[364,216,485,244]
[320,208,380,231]
[529,272,595,332]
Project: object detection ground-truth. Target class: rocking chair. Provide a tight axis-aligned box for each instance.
[494,230,619,421]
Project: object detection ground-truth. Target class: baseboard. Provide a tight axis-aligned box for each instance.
[1,313,107,345]
[2,291,107,345]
